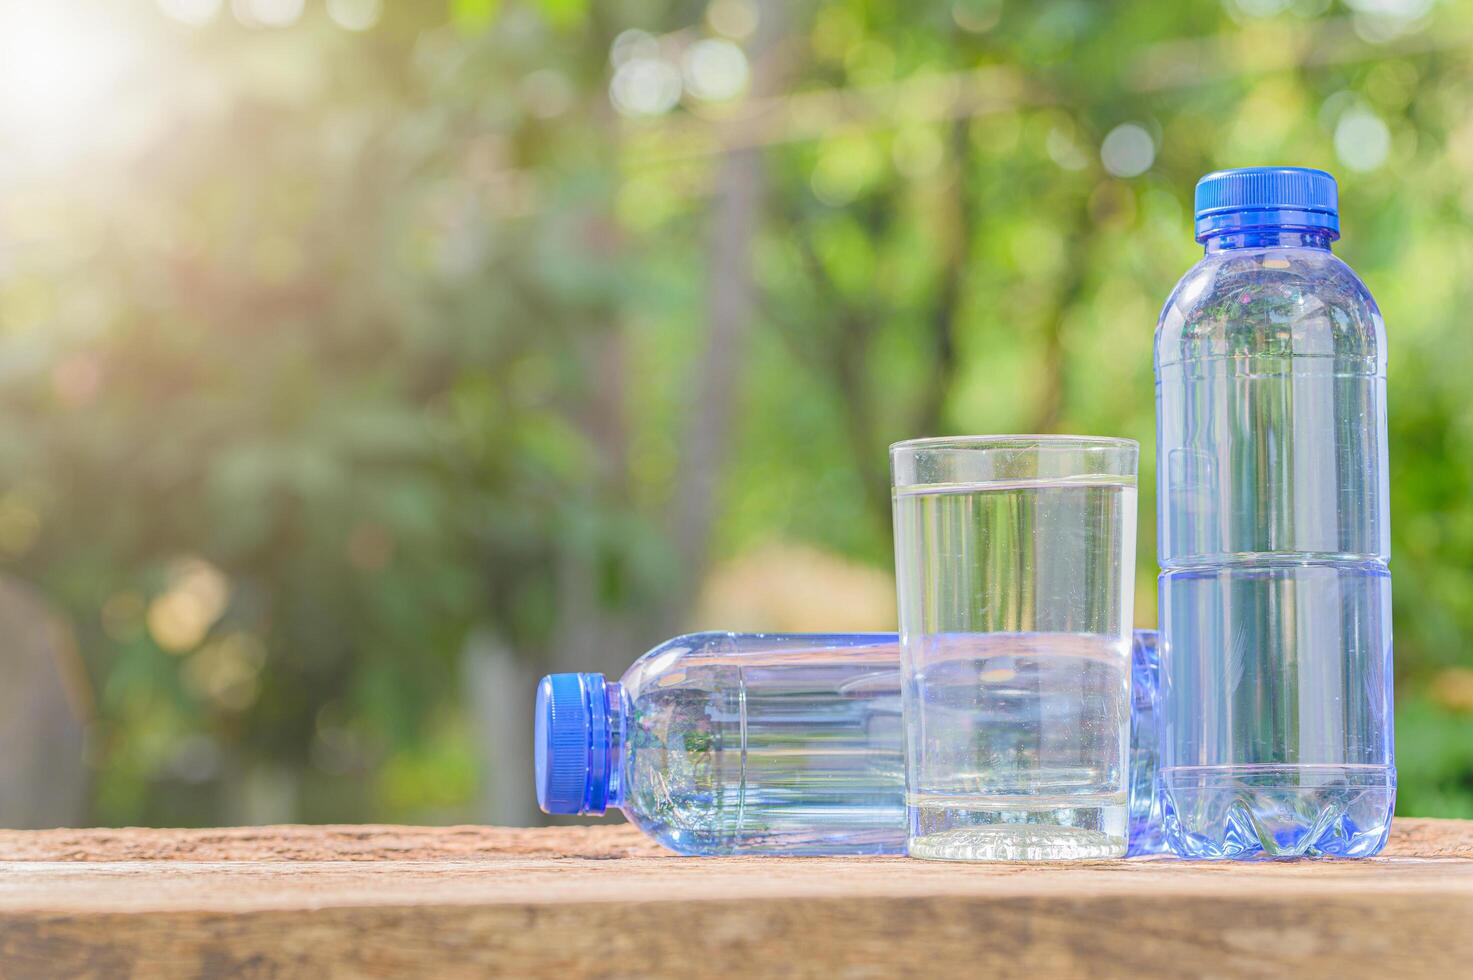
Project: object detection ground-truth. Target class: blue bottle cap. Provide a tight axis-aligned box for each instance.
[534,672,611,815]
[1193,167,1339,242]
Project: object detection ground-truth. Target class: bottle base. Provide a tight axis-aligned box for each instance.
[1160,764,1395,859]
[908,798,1127,861]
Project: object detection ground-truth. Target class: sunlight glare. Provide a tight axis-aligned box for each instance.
[0,3,141,163]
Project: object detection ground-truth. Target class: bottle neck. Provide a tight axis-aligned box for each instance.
[1203,229,1334,253]
[601,681,628,811]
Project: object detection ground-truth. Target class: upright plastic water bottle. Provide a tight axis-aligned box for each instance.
[536,630,1167,856]
[1156,168,1394,858]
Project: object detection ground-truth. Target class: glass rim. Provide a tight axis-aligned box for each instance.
[889,433,1138,456]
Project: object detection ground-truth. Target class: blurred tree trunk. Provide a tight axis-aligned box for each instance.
[670,0,788,622]
[0,578,89,829]
[670,147,763,590]
[1029,194,1095,434]
[910,119,975,439]
[464,630,542,827]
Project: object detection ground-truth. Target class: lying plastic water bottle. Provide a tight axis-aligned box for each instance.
[1156,167,1394,858]
[535,630,1166,856]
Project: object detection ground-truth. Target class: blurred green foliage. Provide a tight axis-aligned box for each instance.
[0,0,1468,824]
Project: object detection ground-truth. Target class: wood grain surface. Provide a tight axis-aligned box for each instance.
[0,819,1468,979]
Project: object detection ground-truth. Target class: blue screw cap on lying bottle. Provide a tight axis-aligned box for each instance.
[534,671,609,815]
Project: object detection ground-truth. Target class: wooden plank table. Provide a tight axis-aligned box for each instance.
[0,819,1469,978]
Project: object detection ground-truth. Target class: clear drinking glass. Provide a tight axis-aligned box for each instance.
[891,435,1139,861]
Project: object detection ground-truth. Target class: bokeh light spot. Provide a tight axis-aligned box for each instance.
[811,6,861,63]
[892,127,946,179]
[707,0,758,40]
[683,39,750,103]
[232,0,304,29]
[1045,126,1088,171]
[1100,123,1155,178]
[147,559,231,654]
[811,139,884,206]
[1347,0,1435,42]
[610,29,658,68]
[184,633,267,711]
[157,0,223,25]
[1228,0,1291,17]
[611,57,682,117]
[1335,108,1392,172]
[326,0,382,32]
[952,0,1002,33]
